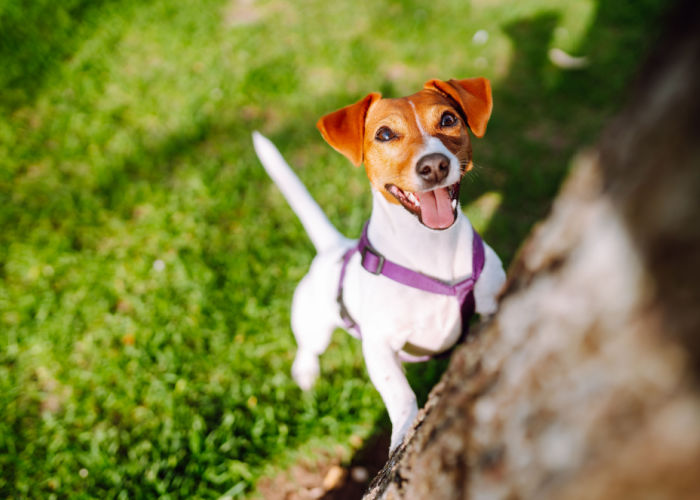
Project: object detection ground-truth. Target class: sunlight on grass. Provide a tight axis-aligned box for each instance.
[551,0,596,54]
[464,191,504,234]
[0,0,668,497]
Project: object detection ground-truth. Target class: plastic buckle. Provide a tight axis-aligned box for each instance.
[361,245,385,275]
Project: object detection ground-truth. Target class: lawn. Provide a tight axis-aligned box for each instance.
[0,0,668,497]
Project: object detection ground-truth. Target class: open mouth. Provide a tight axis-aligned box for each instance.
[385,182,461,230]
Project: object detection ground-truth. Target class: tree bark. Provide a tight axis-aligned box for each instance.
[364,2,700,498]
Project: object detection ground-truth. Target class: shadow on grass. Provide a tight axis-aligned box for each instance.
[0,0,116,110]
[470,1,671,264]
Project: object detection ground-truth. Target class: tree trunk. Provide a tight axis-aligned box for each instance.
[364,2,700,498]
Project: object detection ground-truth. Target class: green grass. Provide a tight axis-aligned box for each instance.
[0,0,668,497]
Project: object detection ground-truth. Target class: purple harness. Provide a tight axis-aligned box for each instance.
[336,221,485,362]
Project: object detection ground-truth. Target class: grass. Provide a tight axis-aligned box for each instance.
[0,0,668,497]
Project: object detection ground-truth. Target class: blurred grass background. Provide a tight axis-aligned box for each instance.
[0,0,668,497]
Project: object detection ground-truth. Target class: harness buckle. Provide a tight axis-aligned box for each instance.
[361,245,385,275]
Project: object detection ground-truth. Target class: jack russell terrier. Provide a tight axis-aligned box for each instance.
[252,77,506,451]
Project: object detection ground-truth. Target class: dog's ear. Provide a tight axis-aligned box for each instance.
[317,92,381,166]
[424,78,492,138]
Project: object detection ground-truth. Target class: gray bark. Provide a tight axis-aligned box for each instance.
[364,2,700,499]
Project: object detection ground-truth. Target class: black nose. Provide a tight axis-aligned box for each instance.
[415,153,450,184]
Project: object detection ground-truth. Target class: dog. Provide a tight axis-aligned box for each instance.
[252,77,506,451]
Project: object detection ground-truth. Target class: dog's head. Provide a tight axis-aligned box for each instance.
[317,78,492,230]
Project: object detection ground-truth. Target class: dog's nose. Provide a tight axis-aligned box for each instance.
[416,153,450,184]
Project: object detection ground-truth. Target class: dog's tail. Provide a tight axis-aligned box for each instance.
[252,132,345,253]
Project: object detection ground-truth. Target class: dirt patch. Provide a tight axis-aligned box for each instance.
[257,433,390,500]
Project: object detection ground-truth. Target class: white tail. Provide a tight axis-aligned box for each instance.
[252,132,345,253]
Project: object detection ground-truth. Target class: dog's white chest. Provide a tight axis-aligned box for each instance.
[341,254,464,354]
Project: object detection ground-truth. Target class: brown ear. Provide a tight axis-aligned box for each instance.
[316,92,381,166]
[424,78,492,137]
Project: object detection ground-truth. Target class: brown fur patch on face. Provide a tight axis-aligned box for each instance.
[362,90,472,203]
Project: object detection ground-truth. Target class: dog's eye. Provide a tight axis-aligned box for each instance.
[375,126,397,142]
[440,112,458,128]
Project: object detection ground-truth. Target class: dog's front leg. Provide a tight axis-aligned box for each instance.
[362,335,418,451]
[474,242,506,316]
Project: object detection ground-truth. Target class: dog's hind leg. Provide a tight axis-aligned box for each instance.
[289,265,339,391]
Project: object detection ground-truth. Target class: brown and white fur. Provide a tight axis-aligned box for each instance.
[252,78,506,451]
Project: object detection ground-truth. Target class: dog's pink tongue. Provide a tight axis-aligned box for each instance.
[417,188,454,229]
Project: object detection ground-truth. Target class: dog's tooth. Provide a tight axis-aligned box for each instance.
[451,199,457,209]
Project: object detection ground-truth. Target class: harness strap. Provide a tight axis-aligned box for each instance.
[337,245,359,336]
[337,221,485,359]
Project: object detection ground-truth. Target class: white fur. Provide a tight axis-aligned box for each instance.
[408,100,427,136]
[252,131,506,451]
[408,100,462,190]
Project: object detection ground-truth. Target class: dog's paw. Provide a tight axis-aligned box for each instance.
[389,434,403,453]
[388,405,418,452]
[389,428,409,453]
[291,351,319,391]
